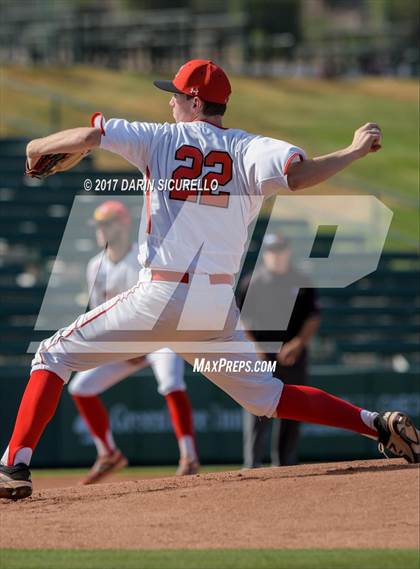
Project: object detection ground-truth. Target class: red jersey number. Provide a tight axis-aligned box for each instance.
[171,145,203,203]
[170,145,232,208]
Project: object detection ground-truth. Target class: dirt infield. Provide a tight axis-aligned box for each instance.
[1,459,418,550]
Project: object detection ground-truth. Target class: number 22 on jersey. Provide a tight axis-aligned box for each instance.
[170,145,232,208]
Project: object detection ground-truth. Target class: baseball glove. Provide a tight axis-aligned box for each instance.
[25,151,89,179]
[24,112,105,179]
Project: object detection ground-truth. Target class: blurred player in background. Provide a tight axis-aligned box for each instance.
[237,234,320,468]
[68,201,199,482]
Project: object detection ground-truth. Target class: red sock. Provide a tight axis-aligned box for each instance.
[6,370,64,466]
[72,395,115,456]
[276,384,377,438]
[165,390,194,439]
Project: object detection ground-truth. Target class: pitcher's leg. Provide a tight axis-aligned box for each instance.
[179,330,283,418]
[32,283,151,381]
[1,370,64,468]
[275,384,377,437]
[181,323,419,463]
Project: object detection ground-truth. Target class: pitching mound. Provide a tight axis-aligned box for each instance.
[0,459,418,550]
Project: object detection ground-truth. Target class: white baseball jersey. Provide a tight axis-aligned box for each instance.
[100,119,305,274]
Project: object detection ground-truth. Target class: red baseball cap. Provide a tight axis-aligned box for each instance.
[154,59,231,105]
[93,200,131,226]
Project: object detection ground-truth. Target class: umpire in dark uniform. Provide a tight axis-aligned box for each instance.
[237,233,320,468]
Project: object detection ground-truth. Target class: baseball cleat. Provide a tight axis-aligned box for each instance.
[81,449,128,485]
[176,458,200,476]
[0,463,32,500]
[375,411,420,463]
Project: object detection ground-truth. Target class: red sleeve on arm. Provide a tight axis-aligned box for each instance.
[90,112,105,135]
[284,152,304,176]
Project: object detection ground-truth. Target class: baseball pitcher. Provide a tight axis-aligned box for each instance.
[1,60,418,500]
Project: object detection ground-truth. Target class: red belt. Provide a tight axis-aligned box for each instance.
[150,270,234,285]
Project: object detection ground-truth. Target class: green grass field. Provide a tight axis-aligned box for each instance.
[1,549,417,569]
[2,66,419,247]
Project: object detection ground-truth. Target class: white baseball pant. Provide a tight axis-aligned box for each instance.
[32,270,283,417]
